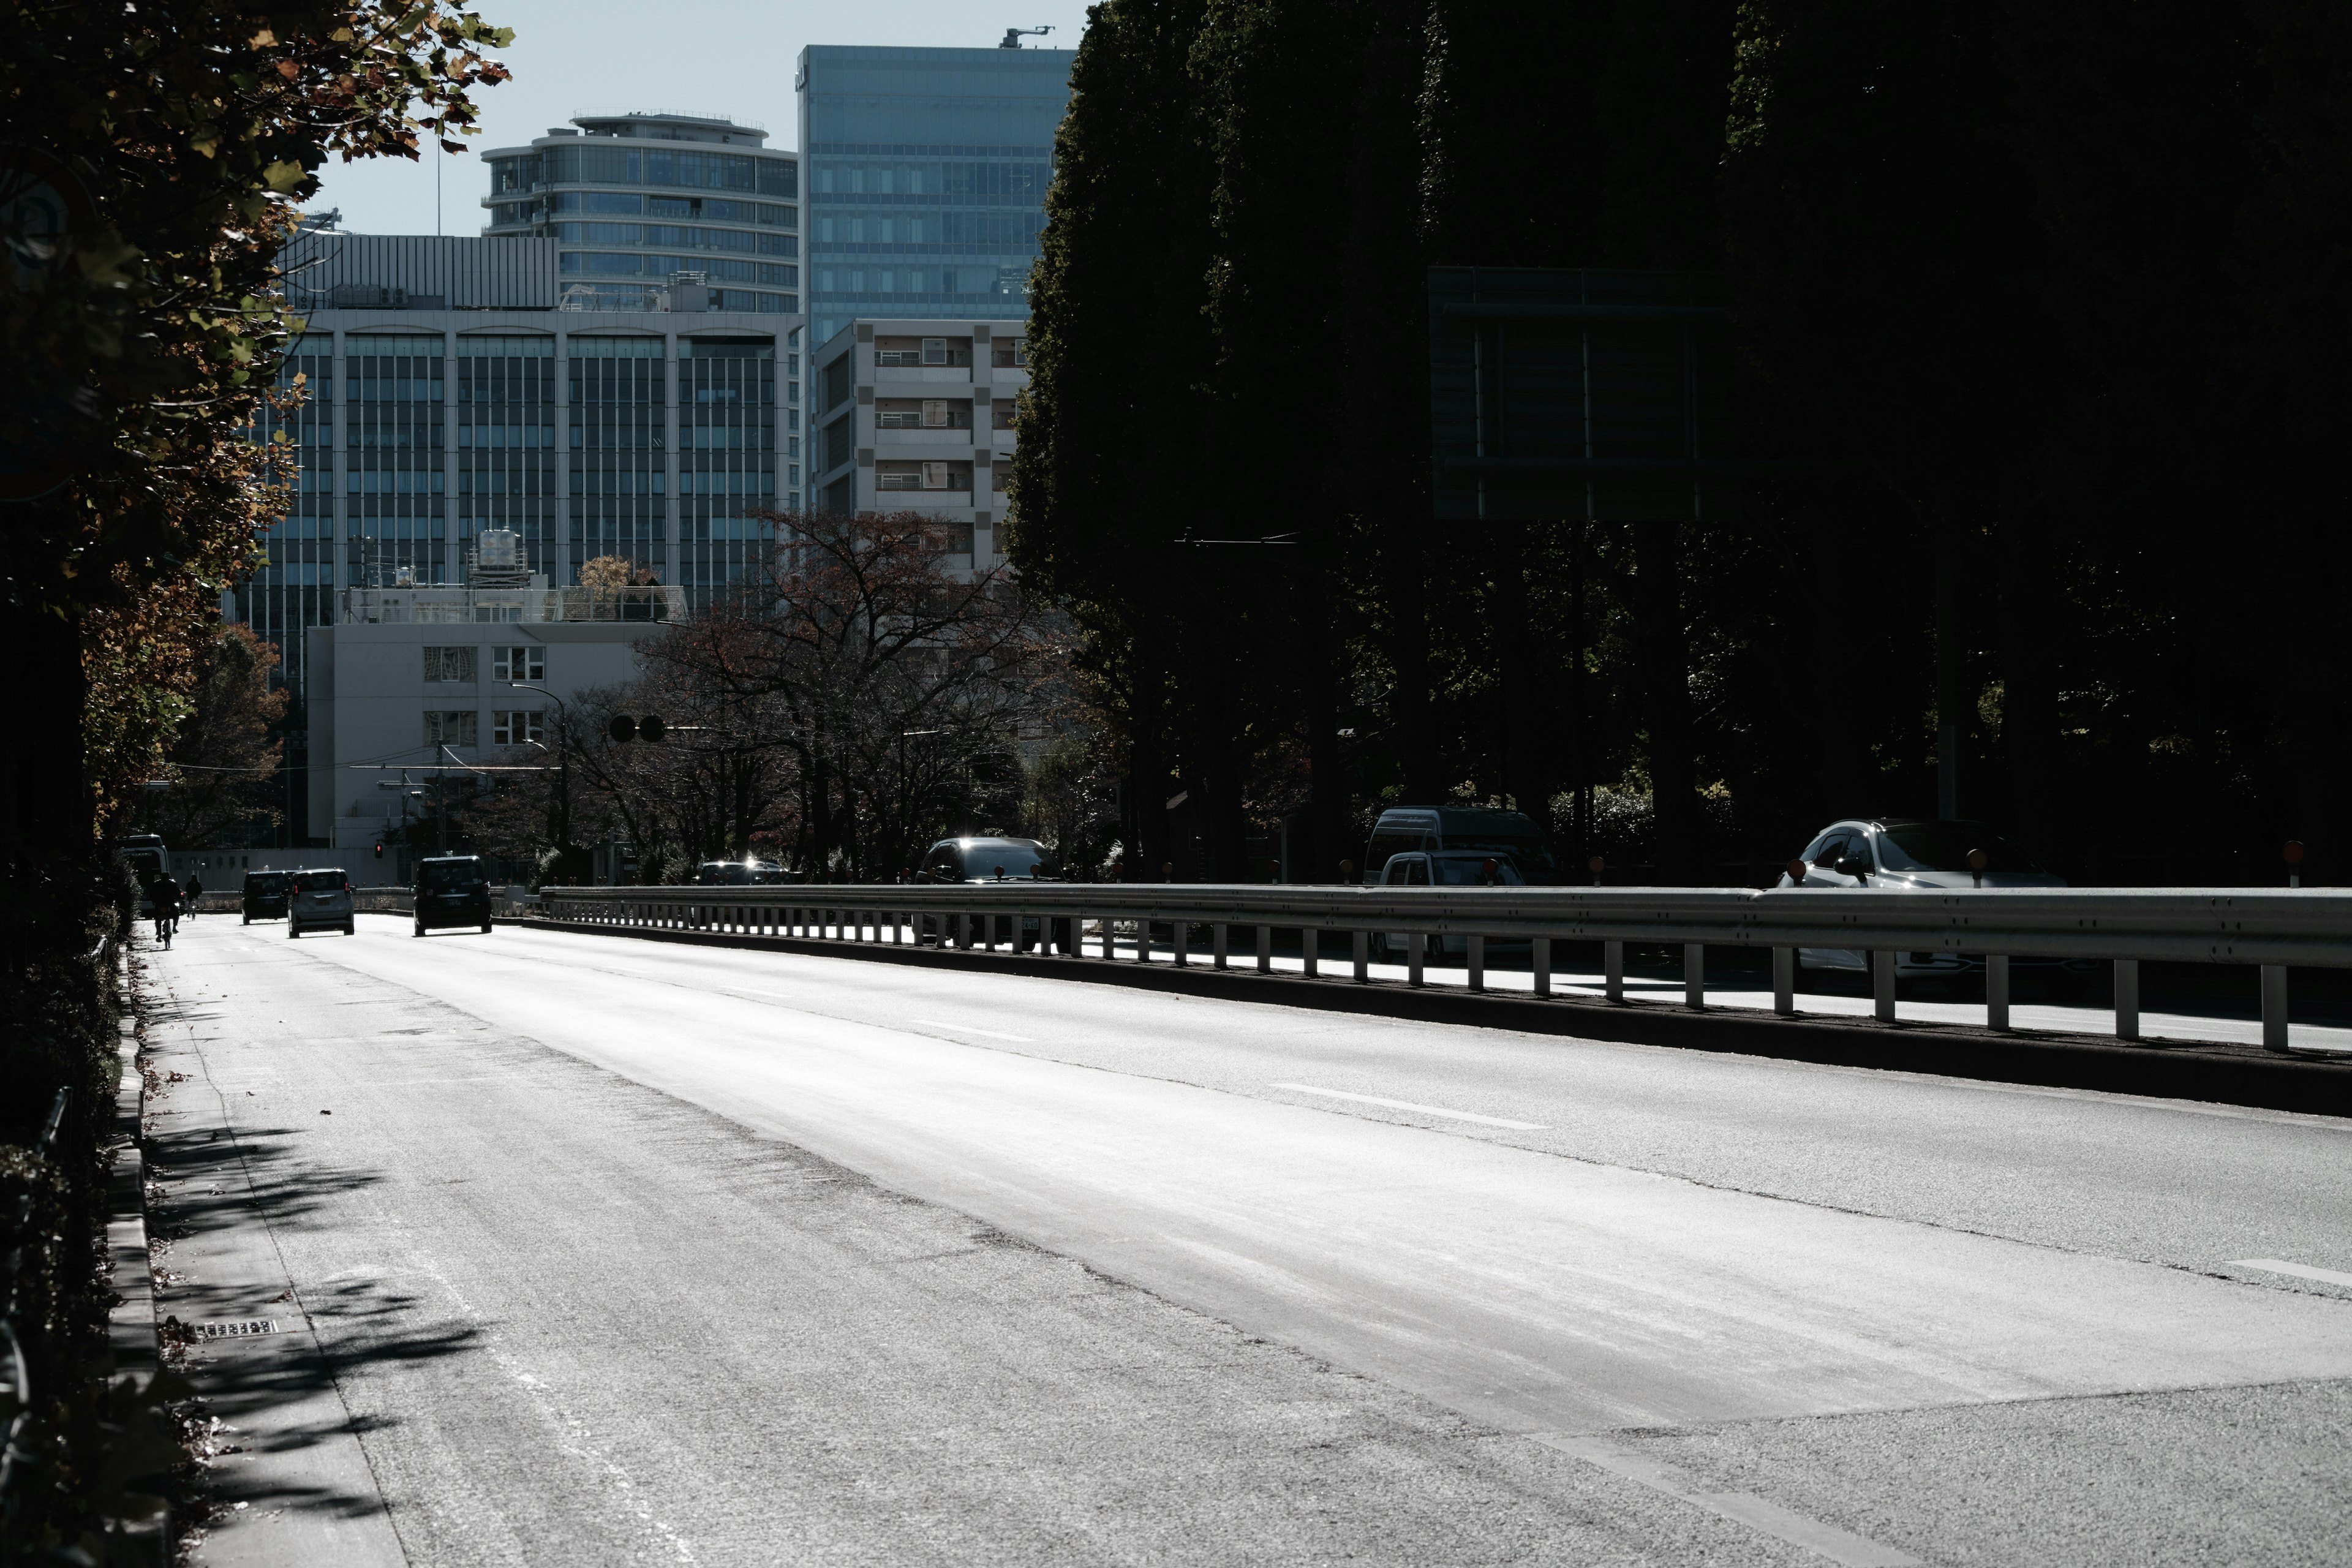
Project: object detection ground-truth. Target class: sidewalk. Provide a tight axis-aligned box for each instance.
[135,959,408,1568]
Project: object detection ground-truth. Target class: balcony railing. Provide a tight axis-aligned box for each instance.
[875,411,973,429]
[344,585,687,624]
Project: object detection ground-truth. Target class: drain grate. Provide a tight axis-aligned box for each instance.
[193,1319,281,1341]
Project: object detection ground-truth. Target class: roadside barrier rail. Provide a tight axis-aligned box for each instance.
[533,883,2352,1054]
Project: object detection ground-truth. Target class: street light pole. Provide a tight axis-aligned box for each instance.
[509,684,573,876]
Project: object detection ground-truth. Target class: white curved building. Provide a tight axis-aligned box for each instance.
[481,112,800,318]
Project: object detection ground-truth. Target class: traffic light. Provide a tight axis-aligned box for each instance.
[374,842,384,859]
[607,714,667,743]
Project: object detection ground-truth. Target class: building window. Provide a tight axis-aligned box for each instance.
[423,647,478,683]
[424,711,480,748]
[492,710,546,747]
[922,461,951,490]
[492,646,546,682]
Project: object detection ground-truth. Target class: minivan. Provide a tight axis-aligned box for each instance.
[414,855,493,935]
[241,870,292,924]
[1361,807,1559,886]
[287,869,355,938]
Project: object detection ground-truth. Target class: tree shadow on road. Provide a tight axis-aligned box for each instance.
[144,1120,484,1520]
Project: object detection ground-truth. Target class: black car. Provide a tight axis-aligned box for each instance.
[413,856,493,936]
[241,870,292,924]
[913,836,1064,952]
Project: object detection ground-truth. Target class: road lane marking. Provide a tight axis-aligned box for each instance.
[2228,1257,2352,1289]
[908,1019,1035,1042]
[1270,1083,1545,1130]
[1531,1434,1925,1567]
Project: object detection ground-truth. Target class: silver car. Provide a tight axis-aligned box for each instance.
[1779,818,2096,993]
[287,869,355,938]
[1369,850,1525,961]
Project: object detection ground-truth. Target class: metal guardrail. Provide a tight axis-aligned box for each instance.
[533,884,2352,1055]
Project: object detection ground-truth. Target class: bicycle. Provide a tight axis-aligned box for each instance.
[153,910,177,948]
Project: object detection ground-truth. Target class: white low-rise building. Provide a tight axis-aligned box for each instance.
[306,530,680,882]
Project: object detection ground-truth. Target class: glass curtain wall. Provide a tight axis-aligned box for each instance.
[345,333,446,586]
[236,334,336,704]
[799,47,1072,344]
[456,335,557,582]
[568,336,668,582]
[488,121,801,314]
[679,337,776,600]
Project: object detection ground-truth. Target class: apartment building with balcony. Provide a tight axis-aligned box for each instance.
[807,317,1027,565]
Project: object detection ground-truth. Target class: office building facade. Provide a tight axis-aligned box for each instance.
[240,225,805,843]
[807,316,1028,567]
[481,113,800,315]
[796,45,1072,345]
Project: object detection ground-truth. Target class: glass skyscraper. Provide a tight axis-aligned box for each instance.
[796,45,1074,345]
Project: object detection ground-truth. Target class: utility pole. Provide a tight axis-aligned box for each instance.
[1935,516,1964,821]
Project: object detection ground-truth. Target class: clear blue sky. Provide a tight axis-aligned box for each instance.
[311,0,1093,235]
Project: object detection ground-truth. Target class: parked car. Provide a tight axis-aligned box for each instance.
[1779,818,2097,993]
[1361,806,1561,886]
[414,855,493,936]
[913,836,1062,951]
[1368,850,1526,960]
[286,869,355,938]
[241,870,292,924]
[692,859,791,886]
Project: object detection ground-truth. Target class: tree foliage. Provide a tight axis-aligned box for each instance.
[475,513,1068,884]
[1016,0,2352,886]
[2,4,509,1554]
[1,0,511,859]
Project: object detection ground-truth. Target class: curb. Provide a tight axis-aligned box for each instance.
[110,953,167,1564]
[496,916,2352,1118]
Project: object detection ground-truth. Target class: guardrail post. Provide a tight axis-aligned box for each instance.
[1408,932,1425,987]
[1871,951,1896,1023]
[1303,926,1320,979]
[2262,965,2290,1052]
[955,912,970,950]
[1100,914,1115,960]
[1174,919,1189,967]
[1134,916,1150,962]
[1533,937,1551,998]
[1213,922,1229,970]
[1604,940,1624,1003]
[1772,948,1795,1016]
[1352,929,1368,983]
[1466,934,1485,992]
[1684,944,1704,1010]
[2114,959,2140,1041]
[1257,924,1272,974]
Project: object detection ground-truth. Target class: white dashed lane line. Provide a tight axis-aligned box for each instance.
[1270,1082,1546,1131]
[907,1019,1036,1042]
[2230,1257,2352,1289]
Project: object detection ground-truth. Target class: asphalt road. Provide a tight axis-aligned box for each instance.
[139,913,2352,1566]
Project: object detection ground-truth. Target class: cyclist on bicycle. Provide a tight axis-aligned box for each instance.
[150,874,183,948]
